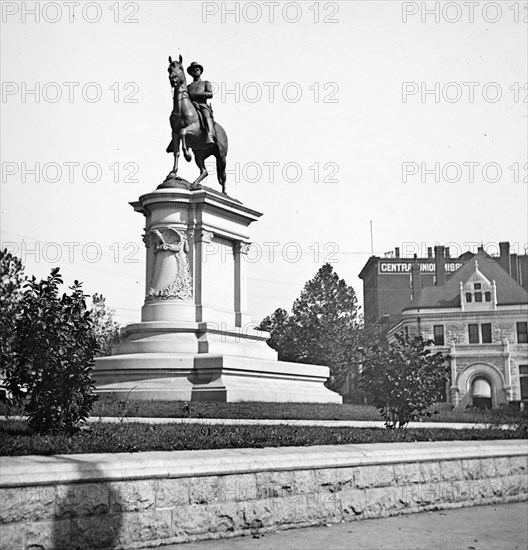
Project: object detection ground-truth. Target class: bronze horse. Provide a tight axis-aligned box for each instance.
[166,56,228,193]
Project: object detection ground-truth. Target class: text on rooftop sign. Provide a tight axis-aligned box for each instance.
[378,262,463,274]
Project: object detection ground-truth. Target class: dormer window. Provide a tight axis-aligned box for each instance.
[460,261,496,311]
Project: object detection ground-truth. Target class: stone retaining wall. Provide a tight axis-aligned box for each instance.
[1,440,527,549]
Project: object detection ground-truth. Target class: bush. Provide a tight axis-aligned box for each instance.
[90,293,121,357]
[5,268,99,434]
[361,332,449,428]
[0,249,26,392]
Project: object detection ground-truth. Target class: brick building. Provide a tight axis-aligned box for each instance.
[387,251,528,407]
[359,242,528,329]
[355,242,528,408]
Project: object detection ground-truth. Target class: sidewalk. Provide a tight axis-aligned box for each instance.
[1,416,515,430]
[92,416,515,430]
[145,502,527,550]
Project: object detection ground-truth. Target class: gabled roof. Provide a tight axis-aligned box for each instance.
[403,252,528,310]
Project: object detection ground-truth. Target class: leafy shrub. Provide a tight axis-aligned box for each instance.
[5,268,99,434]
[360,332,449,428]
[90,293,121,357]
[0,249,26,392]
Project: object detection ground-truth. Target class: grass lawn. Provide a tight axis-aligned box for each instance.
[84,398,528,426]
[1,418,526,456]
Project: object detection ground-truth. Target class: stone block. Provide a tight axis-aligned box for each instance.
[393,462,421,484]
[24,518,71,550]
[480,458,497,478]
[155,477,190,508]
[494,457,514,476]
[519,474,528,494]
[475,478,504,500]
[364,486,408,517]
[435,480,470,503]
[236,498,275,531]
[355,465,394,489]
[110,479,155,513]
[293,469,317,495]
[401,482,440,506]
[267,494,308,525]
[420,461,442,483]
[499,475,521,497]
[189,476,222,505]
[70,514,122,549]
[255,471,296,499]
[204,501,245,533]
[440,460,463,481]
[306,490,341,520]
[0,523,24,550]
[0,486,55,523]
[314,468,338,493]
[221,473,257,502]
[55,482,110,518]
[510,456,528,474]
[172,504,210,536]
[118,510,172,547]
[461,459,481,480]
[339,488,367,517]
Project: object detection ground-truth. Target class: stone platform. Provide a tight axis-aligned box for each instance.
[1,441,525,549]
[94,184,341,403]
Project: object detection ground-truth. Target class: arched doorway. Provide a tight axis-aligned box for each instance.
[472,376,492,409]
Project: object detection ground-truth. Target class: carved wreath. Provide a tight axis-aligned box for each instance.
[146,228,193,302]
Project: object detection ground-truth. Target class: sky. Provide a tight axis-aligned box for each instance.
[1,0,527,324]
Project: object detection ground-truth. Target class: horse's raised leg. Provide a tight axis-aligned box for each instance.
[216,153,227,194]
[180,129,192,162]
[191,152,208,189]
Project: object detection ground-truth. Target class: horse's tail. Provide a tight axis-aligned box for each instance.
[214,123,228,157]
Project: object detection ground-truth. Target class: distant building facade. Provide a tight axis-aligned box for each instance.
[355,242,528,408]
[359,242,528,329]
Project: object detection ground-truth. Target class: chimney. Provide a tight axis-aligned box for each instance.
[411,254,422,300]
[477,244,484,254]
[395,247,400,258]
[499,242,511,275]
[510,253,519,283]
[427,247,432,259]
[434,245,446,286]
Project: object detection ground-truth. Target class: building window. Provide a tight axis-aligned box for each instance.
[520,365,528,400]
[517,322,528,344]
[485,291,491,302]
[474,283,481,290]
[474,292,482,302]
[433,325,444,346]
[466,293,472,302]
[468,324,479,344]
[481,323,492,343]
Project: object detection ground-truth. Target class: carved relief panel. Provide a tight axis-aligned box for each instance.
[145,227,193,301]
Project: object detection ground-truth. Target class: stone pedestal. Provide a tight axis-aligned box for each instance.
[94,184,341,403]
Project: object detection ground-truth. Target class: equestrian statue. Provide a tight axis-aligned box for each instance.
[165,56,228,194]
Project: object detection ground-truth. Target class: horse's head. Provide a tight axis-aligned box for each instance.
[168,55,185,89]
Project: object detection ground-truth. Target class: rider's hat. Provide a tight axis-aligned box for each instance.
[187,62,204,75]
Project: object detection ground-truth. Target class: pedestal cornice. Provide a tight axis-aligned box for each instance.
[130,185,262,225]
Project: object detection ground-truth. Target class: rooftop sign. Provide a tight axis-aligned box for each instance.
[378,261,463,274]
